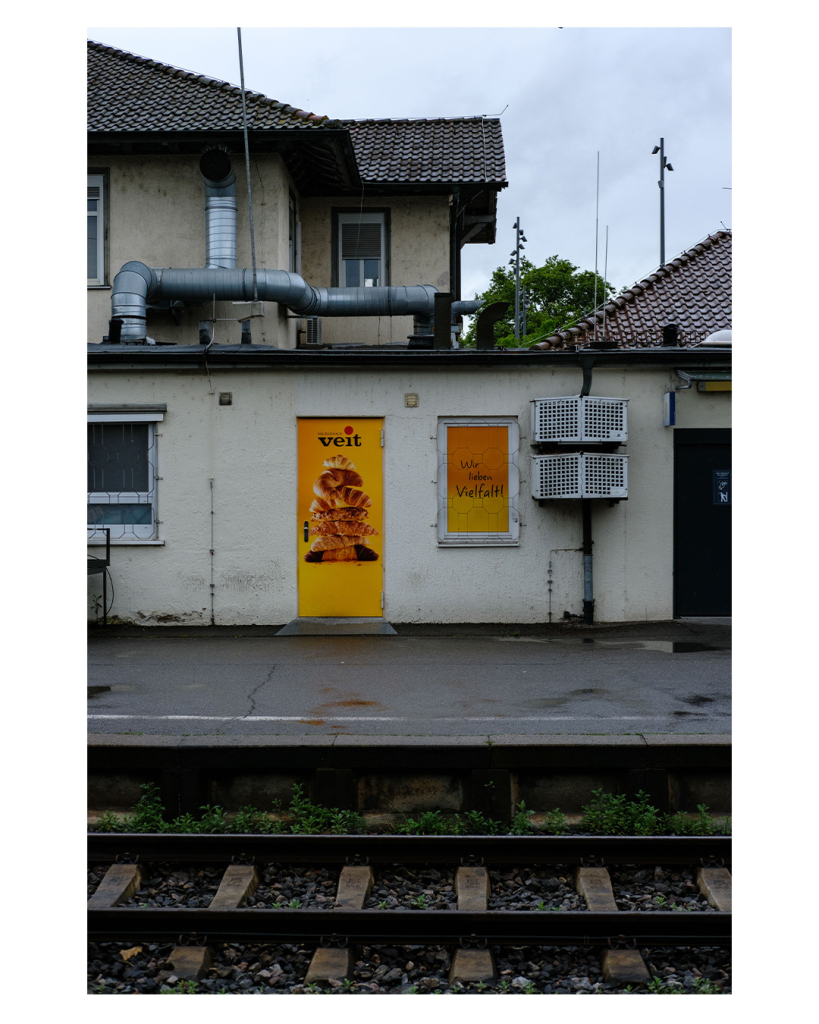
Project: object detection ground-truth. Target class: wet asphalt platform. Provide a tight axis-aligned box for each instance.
[87,618,730,741]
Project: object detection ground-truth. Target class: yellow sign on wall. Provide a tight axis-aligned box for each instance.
[437,418,520,545]
[446,425,509,533]
[297,418,383,617]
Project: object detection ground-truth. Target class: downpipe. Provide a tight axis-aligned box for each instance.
[582,498,594,625]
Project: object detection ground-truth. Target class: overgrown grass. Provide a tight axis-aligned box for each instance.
[579,789,731,836]
[93,784,730,837]
[94,783,364,835]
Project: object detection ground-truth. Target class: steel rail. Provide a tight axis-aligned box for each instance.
[87,833,731,865]
[87,907,730,945]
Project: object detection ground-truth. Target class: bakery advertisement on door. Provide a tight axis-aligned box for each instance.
[297,418,384,617]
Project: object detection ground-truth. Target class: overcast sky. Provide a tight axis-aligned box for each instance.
[88,24,731,306]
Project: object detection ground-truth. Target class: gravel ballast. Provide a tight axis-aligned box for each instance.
[88,859,730,993]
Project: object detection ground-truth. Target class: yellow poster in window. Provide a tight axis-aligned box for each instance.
[446,425,509,533]
[297,418,383,617]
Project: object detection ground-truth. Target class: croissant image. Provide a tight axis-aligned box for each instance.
[304,545,378,563]
[310,533,373,552]
[304,453,379,563]
[313,468,364,500]
[309,521,379,538]
[310,506,368,522]
[319,486,371,509]
[323,455,356,471]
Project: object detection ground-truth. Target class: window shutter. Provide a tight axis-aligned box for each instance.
[88,184,101,200]
[341,222,382,260]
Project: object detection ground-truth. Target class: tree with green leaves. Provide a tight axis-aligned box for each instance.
[460,255,614,348]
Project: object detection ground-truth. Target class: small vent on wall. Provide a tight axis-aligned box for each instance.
[302,317,322,346]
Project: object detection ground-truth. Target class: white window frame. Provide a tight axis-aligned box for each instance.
[88,173,105,285]
[337,211,386,288]
[87,412,162,542]
[437,417,520,546]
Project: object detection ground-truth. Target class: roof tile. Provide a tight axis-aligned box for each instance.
[88,41,507,186]
[533,230,732,350]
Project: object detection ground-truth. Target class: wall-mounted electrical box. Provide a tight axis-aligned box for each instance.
[302,317,323,346]
[532,452,628,500]
[531,396,628,443]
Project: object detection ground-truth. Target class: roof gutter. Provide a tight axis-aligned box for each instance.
[88,345,733,371]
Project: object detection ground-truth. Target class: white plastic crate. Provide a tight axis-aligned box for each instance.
[531,453,628,499]
[531,396,628,443]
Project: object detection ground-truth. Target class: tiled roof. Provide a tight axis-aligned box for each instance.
[534,230,732,350]
[345,118,506,185]
[88,41,506,187]
[88,40,339,132]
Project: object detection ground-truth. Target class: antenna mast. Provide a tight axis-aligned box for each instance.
[593,152,599,344]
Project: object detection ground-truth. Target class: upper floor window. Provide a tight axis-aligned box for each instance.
[88,173,106,285]
[334,211,389,288]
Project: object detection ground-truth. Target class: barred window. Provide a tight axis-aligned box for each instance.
[87,413,161,541]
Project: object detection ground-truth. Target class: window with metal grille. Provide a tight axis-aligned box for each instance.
[335,211,387,287]
[87,413,162,541]
[88,173,105,284]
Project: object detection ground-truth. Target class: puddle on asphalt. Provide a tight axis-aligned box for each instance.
[87,686,111,698]
[496,637,719,653]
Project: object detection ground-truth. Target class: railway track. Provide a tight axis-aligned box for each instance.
[88,833,731,993]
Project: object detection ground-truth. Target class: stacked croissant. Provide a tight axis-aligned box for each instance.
[304,455,379,562]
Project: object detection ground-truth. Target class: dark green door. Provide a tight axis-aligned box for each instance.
[673,429,731,616]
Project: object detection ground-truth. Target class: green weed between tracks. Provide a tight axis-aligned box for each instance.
[93,784,730,837]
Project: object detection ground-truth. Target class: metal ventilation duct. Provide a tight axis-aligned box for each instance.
[110,149,440,343]
[199,148,237,270]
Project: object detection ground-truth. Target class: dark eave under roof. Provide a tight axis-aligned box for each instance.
[87,128,362,195]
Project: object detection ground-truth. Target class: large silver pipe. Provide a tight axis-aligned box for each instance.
[110,147,438,343]
[200,150,237,270]
[111,262,438,341]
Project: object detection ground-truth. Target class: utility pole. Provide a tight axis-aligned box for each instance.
[652,138,673,266]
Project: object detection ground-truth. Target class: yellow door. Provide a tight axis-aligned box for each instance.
[298,418,384,617]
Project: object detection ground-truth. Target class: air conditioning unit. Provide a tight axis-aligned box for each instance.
[531,396,628,443]
[303,317,323,346]
[532,453,628,500]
